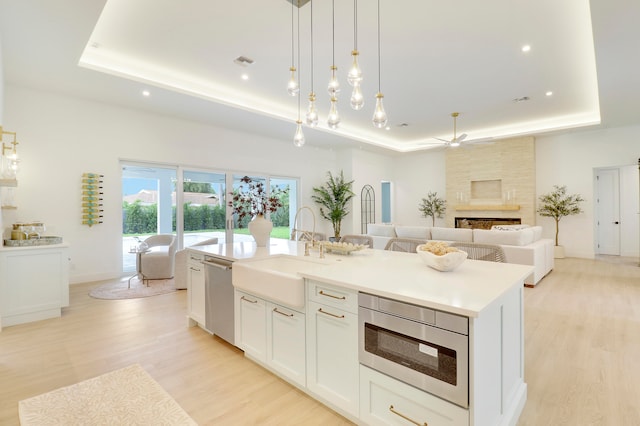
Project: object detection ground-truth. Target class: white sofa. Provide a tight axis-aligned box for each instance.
[365,223,553,286]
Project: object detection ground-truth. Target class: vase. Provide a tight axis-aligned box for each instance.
[248,214,273,247]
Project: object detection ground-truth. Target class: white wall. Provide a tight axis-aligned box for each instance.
[4,85,338,283]
[536,126,640,258]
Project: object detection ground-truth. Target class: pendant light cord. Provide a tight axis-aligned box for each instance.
[290,1,294,69]
[332,0,335,65]
[354,0,358,50]
[310,0,314,90]
[297,4,301,119]
[377,0,381,93]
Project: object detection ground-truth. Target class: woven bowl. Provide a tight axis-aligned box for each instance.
[416,245,468,272]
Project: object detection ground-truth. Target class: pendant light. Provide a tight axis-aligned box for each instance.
[348,0,364,110]
[287,1,299,96]
[327,0,340,97]
[293,4,305,146]
[372,0,388,128]
[305,0,318,127]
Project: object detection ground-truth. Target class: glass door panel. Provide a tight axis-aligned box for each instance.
[182,170,227,246]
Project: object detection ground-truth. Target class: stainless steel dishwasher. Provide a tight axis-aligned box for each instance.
[202,255,234,345]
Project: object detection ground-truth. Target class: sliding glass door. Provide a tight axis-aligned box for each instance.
[181,170,227,247]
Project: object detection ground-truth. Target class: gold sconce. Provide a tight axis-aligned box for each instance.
[0,125,20,178]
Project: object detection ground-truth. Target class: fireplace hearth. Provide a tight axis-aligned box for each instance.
[455,217,522,229]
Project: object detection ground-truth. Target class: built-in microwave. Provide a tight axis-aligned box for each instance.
[358,292,469,408]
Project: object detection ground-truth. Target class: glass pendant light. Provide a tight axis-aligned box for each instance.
[327,0,340,97]
[287,1,299,96]
[350,83,364,110]
[293,120,305,147]
[305,0,319,127]
[372,0,388,128]
[347,0,362,87]
[327,97,340,129]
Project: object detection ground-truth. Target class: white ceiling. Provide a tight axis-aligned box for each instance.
[0,0,638,153]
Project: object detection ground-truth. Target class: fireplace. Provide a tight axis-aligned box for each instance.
[455,217,522,230]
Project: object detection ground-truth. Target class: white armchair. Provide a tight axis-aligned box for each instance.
[138,234,178,282]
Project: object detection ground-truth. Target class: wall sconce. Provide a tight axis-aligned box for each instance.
[0,125,20,178]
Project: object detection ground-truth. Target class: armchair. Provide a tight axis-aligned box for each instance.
[138,234,178,283]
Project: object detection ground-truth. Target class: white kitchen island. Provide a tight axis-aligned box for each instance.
[190,239,532,426]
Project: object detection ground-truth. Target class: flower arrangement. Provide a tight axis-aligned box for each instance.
[228,176,288,226]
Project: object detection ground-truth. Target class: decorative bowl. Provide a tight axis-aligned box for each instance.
[322,241,366,255]
[416,244,468,272]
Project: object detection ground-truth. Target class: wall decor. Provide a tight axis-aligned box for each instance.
[82,173,103,227]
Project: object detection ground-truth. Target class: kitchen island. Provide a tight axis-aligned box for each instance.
[189,239,532,426]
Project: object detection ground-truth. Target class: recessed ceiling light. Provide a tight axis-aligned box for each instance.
[545,91,553,97]
[385,126,391,131]
[142,90,150,97]
[241,74,249,81]
[521,45,531,53]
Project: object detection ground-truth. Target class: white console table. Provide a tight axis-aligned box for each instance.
[0,243,70,331]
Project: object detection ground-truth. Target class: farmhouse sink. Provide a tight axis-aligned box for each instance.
[232,255,329,308]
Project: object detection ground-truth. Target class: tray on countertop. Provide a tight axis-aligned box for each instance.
[3,236,63,247]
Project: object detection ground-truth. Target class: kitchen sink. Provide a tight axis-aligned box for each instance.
[232,255,329,308]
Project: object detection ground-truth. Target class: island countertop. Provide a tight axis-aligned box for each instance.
[190,239,533,317]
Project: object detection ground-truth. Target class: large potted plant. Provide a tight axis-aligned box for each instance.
[311,171,355,241]
[228,176,288,246]
[537,185,584,258]
[418,191,446,226]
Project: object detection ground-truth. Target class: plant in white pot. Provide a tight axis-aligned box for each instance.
[228,176,288,246]
[537,185,584,258]
[418,191,446,227]
[311,171,355,241]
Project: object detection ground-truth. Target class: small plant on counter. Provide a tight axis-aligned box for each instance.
[537,185,584,246]
[418,191,446,227]
[311,171,355,241]
[228,176,288,227]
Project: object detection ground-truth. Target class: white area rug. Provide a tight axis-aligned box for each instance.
[89,277,177,300]
[18,364,196,425]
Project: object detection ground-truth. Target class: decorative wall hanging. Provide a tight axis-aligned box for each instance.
[82,173,104,227]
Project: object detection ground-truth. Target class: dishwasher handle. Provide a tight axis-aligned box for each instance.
[202,259,233,270]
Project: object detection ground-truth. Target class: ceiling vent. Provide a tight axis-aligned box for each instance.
[233,56,255,67]
[285,0,311,7]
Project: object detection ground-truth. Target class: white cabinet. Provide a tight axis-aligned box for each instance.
[235,290,267,362]
[187,251,206,327]
[360,365,469,426]
[306,281,359,418]
[235,289,306,387]
[0,244,69,329]
[267,302,306,387]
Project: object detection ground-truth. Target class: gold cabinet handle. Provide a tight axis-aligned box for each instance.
[189,266,201,272]
[319,290,346,300]
[389,405,427,426]
[318,308,345,319]
[240,296,258,304]
[273,307,294,317]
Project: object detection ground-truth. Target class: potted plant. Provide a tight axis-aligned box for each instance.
[311,171,355,241]
[537,185,584,258]
[418,191,446,227]
[228,176,288,246]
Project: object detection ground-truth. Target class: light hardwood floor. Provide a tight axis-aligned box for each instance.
[1,257,639,425]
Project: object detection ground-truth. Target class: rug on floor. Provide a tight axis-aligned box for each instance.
[18,364,197,425]
[89,276,177,300]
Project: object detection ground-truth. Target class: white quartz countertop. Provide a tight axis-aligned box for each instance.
[191,239,533,317]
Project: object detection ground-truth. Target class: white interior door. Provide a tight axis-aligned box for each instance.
[596,168,620,255]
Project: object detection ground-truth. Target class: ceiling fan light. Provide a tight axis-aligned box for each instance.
[372,92,388,128]
[450,140,461,147]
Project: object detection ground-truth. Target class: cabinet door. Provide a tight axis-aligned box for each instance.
[268,303,306,387]
[235,291,267,362]
[187,260,206,326]
[306,300,359,417]
[360,365,469,426]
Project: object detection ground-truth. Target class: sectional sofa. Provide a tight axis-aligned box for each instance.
[365,223,554,286]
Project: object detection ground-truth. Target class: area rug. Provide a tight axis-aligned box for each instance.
[89,277,177,300]
[18,364,197,425]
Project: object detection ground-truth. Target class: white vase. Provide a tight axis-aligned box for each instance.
[248,214,273,247]
[554,245,565,259]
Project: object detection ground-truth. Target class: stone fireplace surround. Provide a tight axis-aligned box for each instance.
[455,217,522,229]
[445,137,536,227]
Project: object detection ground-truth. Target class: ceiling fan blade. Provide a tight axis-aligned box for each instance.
[455,133,468,143]
[433,137,450,143]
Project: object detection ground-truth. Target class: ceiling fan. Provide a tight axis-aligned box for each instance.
[434,112,467,147]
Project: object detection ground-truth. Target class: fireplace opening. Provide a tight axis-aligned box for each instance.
[455,217,522,230]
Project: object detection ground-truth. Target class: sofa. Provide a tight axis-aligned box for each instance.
[365,223,553,286]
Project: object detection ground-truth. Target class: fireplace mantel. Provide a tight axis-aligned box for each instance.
[455,204,521,211]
